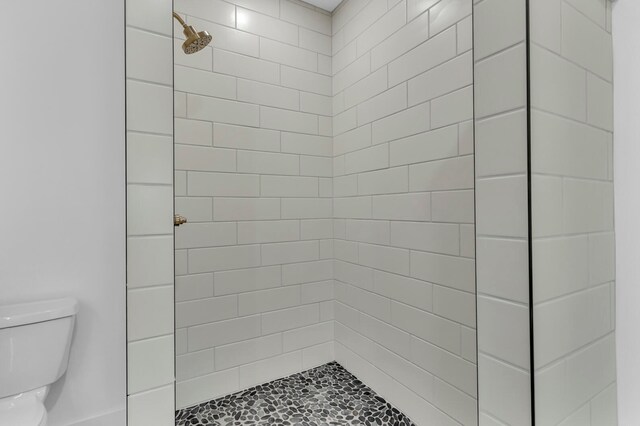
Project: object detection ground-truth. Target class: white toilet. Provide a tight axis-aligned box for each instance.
[0,298,78,426]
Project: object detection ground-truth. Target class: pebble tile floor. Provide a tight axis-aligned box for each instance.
[175,362,416,426]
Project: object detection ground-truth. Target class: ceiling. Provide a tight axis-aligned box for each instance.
[305,0,343,12]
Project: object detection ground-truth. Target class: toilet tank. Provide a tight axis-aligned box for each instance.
[0,298,78,399]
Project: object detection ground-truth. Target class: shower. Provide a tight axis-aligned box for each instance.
[172,12,212,54]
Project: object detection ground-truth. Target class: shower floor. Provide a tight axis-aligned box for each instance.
[175,361,416,426]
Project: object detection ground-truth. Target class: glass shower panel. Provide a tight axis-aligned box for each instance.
[530,1,618,425]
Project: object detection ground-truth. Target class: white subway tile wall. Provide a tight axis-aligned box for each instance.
[473,0,531,424]
[173,0,336,409]
[332,0,476,425]
[531,1,617,425]
[126,0,175,423]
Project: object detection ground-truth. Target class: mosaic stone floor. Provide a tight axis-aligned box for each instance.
[175,361,416,426]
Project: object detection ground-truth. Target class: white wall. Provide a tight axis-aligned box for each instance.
[171,0,334,409]
[0,1,126,425]
[331,1,477,424]
[613,2,640,424]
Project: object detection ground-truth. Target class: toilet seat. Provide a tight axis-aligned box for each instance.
[0,394,47,426]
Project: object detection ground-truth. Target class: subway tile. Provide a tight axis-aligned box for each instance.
[214,266,282,295]
[237,151,299,176]
[213,123,280,152]
[431,190,474,224]
[300,92,332,116]
[531,110,609,179]
[262,304,320,334]
[281,133,332,157]
[301,281,334,303]
[188,315,262,351]
[299,28,332,55]
[239,286,301,315]
[478,354,531,425]
[475,110,528,177]
[237,220,300,244]
[260,106,319,134]
[342,0,388,45]
[176,273,214,302]
[533,236,589,302]
[127,81,173,134]
[213,198,280,221]
[176,349,215,381]
[390,125,458,166]
[127,286,174,341]
[587,73,613,131]
[175,66,236,99]
[371,11,430,70]
[239,351,303,389]
[431,86,473,128]
[188,244,261,273]
[237,79,300,110]
[373,270,433,312]
[226,0,279,17]
[563,179,614,234]
[410,336,477,396]
[126,28,172,85]
[530,44,586,122]
[475,44,526,118]
[334,196,373,219]
[188,171,259,196]
[127,185,173,236]
[562,2,612,81]
[281,66,332,96]
[388,27,456,85]
[237,7,298,44]
[175,222,237,249]
[175,145,236,173]
[333,54,371,96]
[372,193,431,221]
[474,0,526,60]
[390,222,460,255]
[344,144,389,174]
[175,118,213,146]
[213,49,280,84]
[345,219,390,245]
[284,322,333,351]
[476,237,529,303]
[300,219,334,240]
[280,0,331,35]
[187,93,259,126]
[429,0,471,36]
[176,295,238,327]
[358,243,410,275]
[357,84,408,126]
[215,334,283,370]
[260,38,318,72]
[411,251,475,293]
[409,52,472,106]
[190,17,259,57]
[127,236,174,288]
[128,335,174,394]
[261,240,319,265]
[176,368,239,408]
[127,0,173,35]
[128,385,175,426]
[261,175,318,197]
[334,125,372,156]
[356,1,407,56]
[476,176,528,238]
[358,167,409,195]
[409,155,474,192]
[281,198,333,219]
[127,133,173,184]
[174,0,236,27]
[282,260,334,285]
[300,155,333,177]
[344,67,389,110]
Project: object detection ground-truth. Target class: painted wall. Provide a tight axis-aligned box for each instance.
[530,0,617,425]
[172,0,335,409]
[331,0,477,424]
[613,1,640,424]
[0,1,126,425]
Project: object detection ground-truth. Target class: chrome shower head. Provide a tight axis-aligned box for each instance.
[173,13,213,55]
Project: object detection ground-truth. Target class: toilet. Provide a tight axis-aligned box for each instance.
[0,298,78,426]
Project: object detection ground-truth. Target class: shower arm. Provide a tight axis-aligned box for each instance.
[172,12,188,29]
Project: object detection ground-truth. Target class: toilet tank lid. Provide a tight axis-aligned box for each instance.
[0,298,78,329]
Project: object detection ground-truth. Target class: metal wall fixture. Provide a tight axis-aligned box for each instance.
[172,12,212,54]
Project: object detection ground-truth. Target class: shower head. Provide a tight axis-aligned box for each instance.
[173,12,213,54]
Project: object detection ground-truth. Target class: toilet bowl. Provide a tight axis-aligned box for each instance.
[0,388,47,426]
[0,298,78,426]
